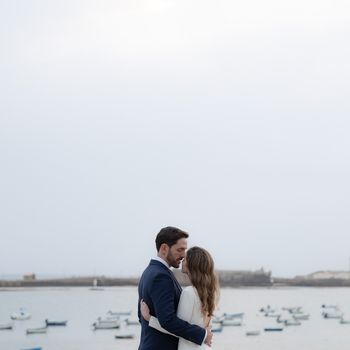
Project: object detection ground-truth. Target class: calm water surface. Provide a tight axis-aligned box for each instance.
[1,286,350,350]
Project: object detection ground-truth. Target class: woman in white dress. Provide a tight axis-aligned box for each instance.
[141,246,220,349]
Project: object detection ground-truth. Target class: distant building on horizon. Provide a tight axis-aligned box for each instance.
[23,273,36,281]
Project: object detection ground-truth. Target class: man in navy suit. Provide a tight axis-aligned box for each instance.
[138,226,212,350]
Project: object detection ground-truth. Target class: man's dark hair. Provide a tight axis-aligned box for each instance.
[155,226,189,251]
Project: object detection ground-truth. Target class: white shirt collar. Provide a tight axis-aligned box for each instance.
[152,256,170,269]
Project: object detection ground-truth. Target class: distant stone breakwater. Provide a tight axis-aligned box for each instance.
[1,270,350,288]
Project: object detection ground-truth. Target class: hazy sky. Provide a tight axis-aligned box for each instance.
[1,0,350,278]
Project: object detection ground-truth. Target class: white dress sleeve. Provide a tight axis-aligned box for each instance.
[148,315,173,336]
[148,287,196,336]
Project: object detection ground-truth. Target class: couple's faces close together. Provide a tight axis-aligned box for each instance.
[163,238,188,273]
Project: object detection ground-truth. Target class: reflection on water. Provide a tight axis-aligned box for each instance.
[1,286,350,350]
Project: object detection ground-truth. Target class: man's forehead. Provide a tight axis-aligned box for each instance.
[174,238,187,248]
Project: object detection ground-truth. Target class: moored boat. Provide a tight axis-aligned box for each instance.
[222,319,242,326]
[107,310,132,316]
[284,319,301,326]
[126,318,140,325]
[246,330,260,336]
[264,327,283,331]
[92,320,120,329]
[293,314,310,320]
[211,324,223,332]
[115,333,135,339]
[0,323,13,330]
[45,319,68,326]
[339,317,350,324]
[223,312,244,319]
[11,308,31,320]
[26,326,47,334]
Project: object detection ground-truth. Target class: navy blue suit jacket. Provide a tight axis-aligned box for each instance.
[138,260,205,350]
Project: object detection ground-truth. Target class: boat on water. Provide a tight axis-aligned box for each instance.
[282,306,303,314]
[11,308,31,320]
[223,312,244,319]
[222,319,242,326]
[339,317,350,324]
[284,319,301,326]
[107,310,132,316]
[45,319,68,326]
[246,330,260,336]
[92,319,120,330]
[321,304,338,309]
[293,314,310,320]
[126,318,140,325]
[211,324,223,333]
[264,327,283,332]
[323,312,343,319]
[0,323,13,330]
[26,326,48,334]
[212,315,225,324]
[260,305,276,313]
[115,333,135,339]
[89,279,104,291]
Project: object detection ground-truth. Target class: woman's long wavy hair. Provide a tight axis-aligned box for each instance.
[186,246,220,318]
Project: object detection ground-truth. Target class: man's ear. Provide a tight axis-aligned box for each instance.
[159,243,169,255]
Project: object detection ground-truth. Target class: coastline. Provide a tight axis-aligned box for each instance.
[1,274,350,288]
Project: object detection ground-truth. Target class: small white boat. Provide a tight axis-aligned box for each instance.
[246,330,260,336]
[11,309,31,320]
[96,318,121,324]
[323,312,343,319]
[293,314,310,320]
[211,324,223,333]
[222,319,242,326]
[276,316,290,324]
[283,306,303,314]
[321,304,338,309]
[89,279,104,291]
[99,316,120,321]
[284,319,301,326]
[260,305,276,313]
[0,323,13,330]
[126,318,140,325]
[212,315,225,324]
[223,312,244,319]
[265,312,281,318]
[26,326,47,334]
[108,310,132,316]
[93,320,120,329]
[339,317,350,324]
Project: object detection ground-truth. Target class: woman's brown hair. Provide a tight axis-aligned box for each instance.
[186,246,220,318]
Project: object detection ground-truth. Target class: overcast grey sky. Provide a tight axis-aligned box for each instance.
[1,0,350,278]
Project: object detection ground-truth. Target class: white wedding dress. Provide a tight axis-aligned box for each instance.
[148,286,211,350]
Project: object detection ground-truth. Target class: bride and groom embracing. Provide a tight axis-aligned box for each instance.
[138,226,220,350]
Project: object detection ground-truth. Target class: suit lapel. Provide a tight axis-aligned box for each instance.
[149,259,182,293]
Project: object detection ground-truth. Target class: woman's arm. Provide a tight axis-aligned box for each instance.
[140,288,196,337]
[140,299,175,336]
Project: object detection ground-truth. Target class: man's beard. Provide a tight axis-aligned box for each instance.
[166,251,180,268]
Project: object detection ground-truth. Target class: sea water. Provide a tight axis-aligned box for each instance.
[1,286,349,350]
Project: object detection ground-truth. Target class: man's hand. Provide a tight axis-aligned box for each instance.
[204,327,213,347]
[140,299,151,321]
